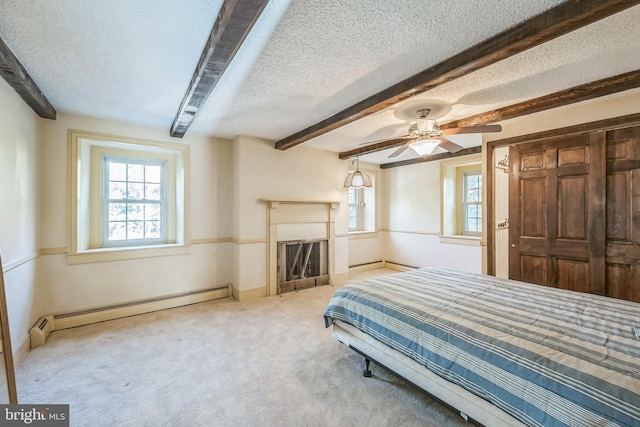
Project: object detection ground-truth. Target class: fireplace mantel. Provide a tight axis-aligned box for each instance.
[259,199,340,210]
[260,198,340,296]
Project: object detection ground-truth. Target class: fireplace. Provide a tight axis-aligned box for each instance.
[278,239,329,294]
[261,199,339,297]
[277,239,329,294]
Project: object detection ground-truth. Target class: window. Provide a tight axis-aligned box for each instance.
[348,187,363,231]
[461,170,482,236]
[102,156,166,246]
[68,130,189,263]
[347,170,376,233]
[440,155,482,244]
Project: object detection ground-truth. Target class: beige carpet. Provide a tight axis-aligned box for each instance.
[16,269,471,427]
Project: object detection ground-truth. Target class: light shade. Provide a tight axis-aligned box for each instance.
[409,139,440,156]
[343,170,372,189]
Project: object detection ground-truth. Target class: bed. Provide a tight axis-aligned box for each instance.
[323,267,640,427]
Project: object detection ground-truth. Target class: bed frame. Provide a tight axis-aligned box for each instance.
[333,320,526,427]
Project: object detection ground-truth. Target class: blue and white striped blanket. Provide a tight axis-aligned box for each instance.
[323,268,640,427]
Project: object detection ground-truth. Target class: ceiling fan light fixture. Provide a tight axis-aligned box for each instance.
[417,118,436,132]
[409,139,440,156]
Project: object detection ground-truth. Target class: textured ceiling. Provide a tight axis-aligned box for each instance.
[1,1,638,164]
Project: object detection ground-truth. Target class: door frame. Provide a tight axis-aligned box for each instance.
[485,112,640,276]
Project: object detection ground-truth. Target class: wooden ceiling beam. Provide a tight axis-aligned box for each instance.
[275,0,640,151]
[342,69,640,161]
[170,0,269,138]
[338,137,410,160]
[0,36,56,119]
[380,146,482,170]
[441,69,640,130]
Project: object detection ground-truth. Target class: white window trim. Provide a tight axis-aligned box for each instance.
[458,166,482,237]
[347,167,377,234]
[440,154,482,245]
[68,129,190,264]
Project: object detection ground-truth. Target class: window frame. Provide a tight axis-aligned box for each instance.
[440,154,482,245]
[101,155,168,247]
[68,130,190,264]
[458,167,482,237]
[347,168,376,233]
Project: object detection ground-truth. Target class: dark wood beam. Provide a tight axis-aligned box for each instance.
[339,137,411,160]
[442,69,640,130]
[341,69,640,159]
[380,146,482,169]
[275,0,640,151]
[0,35,56,119]
[170,0,269,138]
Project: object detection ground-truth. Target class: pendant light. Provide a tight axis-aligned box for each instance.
[343,156,372,189]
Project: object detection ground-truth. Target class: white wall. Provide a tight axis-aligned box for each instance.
[381,156,482,273]
[0,78,43,351]
[37,113,234,314]
[493,146,510,278]
[231,136,351,295]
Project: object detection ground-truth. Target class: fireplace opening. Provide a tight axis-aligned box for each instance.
[277,239,329,294]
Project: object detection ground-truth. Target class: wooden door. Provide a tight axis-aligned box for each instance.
[606,125,640,302]
[509,132,606,294]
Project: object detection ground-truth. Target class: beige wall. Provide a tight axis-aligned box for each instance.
[380,155,483,272]
[0,78,43,351]
[231,136,353,297]
[37,113,234,314]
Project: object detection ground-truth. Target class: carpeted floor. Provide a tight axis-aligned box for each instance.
[16,269,471,427]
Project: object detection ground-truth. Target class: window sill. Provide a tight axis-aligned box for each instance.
[348,231,378,239]
[67,244,190,265]
[438,235,481,246]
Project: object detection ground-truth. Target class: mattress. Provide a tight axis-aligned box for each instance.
[323,267,640,427]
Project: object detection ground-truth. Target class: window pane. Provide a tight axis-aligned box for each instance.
[128,164,144,182]
[108,222,126,241]
[145,204,161,221]
[145,183,161,200]
[103,156,167,246]
[128,183,144,200]
[109,162,127,181]
[109,182,126,199]
[127,221,144,239]
[145,221,161,238]
[466,218,479,232]
[128,203,145,220]
[145,165,161,183]
[466,189,480,202]
[108,203,127,221]
[467,204,478,218]
[466,174,478,189]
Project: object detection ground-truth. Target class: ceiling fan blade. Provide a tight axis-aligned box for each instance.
[442,124,502,135]
[359,134,412,146]
[388,143,411,158]
[437,137,463,153]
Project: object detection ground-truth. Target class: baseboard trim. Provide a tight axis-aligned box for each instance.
[349,262,385,276]
[54,285,231,330]
[13,334,31,368]
[232,286,267,302]
[383,261,418,272]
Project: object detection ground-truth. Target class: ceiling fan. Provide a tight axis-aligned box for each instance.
[367,109,502,158]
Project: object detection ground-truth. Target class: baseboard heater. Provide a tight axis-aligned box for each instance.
[29,285,231,349]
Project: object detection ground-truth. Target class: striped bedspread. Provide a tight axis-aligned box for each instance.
[323,268,640,427]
